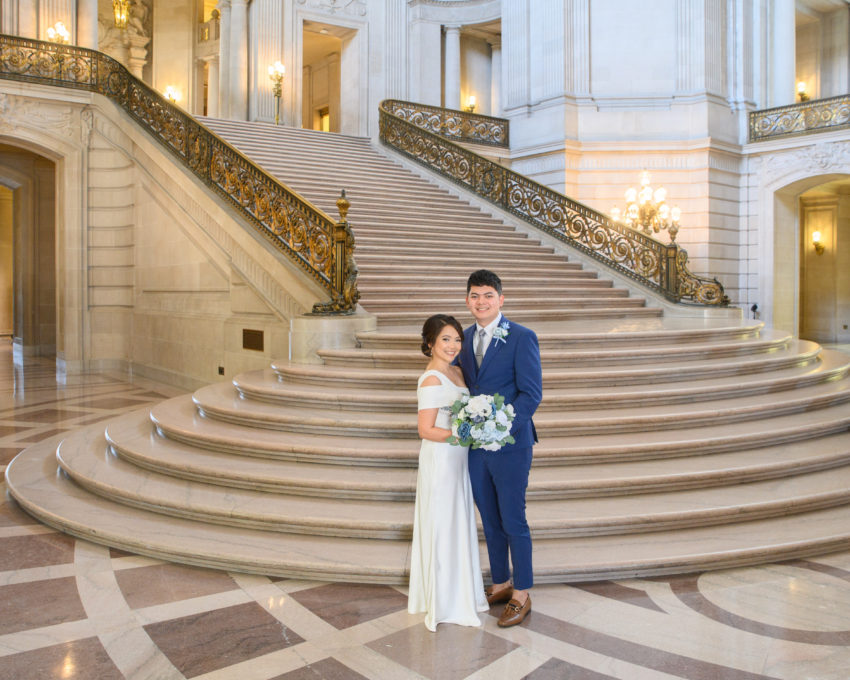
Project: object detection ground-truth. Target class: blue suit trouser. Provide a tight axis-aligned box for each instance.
[468,446,533,590]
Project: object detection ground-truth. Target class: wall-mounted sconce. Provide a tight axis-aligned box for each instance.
[812,230,825,255]
[46,22,71,44]
[463,95,476,113]
[113,0,130,29]
[268,61,286,125]
[797,81,810,102]
[163,86,181,103]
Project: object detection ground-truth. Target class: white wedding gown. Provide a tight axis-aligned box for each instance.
[408,369,488,631]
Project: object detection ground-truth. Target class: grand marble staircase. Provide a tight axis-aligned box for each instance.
[7,121,850,583]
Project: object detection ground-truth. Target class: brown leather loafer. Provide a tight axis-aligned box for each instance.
[485,585,514,606]
[497,596,531,627]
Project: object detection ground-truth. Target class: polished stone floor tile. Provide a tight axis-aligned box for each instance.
[0,493,38,526]
[0,447,25,465]
[290,583,409,630]
[115,562,240,609]
[523,657,619,680]
[0,576,87,635]
[143,601,306,677]
[0,532,76,571]
[367,623,520,680]
[0,638,124,680]
[270,656,370,680]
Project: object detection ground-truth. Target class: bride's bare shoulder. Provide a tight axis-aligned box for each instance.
[419,373,441,387]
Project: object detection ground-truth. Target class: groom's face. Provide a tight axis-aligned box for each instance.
[466,285,504,327]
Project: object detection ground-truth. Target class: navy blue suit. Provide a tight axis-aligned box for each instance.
[459,316,542,590]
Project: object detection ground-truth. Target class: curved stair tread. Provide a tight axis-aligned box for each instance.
[56,424,850,540]
[317,330,792,367]
[194,374,850,436]
[57,428,412,538]
[107,410,417,498]
[6,440,411,582]
[150,395,419,464]
[355,320,765,349]
[114,408,850,499]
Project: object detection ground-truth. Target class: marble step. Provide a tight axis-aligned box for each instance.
[318,331,791,368]
[354,321,764,350]
[372,308,663,325]
[357,252,573,266]
[150,387,850,468]
[359,288,623,303]
[107,410,850,502]
[354,237,548,252]
[247,351,847,410]
[361,296,637,312]
[357,274,606,290]
[10,438,850,583]
[356,261,589,276]
[352,223,532,238]
[54,423,850,540]
[191,374,850,438]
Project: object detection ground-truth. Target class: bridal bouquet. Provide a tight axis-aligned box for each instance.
[446,393,516,451]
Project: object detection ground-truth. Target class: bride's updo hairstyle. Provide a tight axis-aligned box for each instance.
[421,314,464,357]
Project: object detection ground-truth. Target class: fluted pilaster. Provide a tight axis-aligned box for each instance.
[502,0,529,110]
[39,0,76,41]
[218,0,232,118]
[769,0,795,106]
[385,0,407,99]
[489,40,501,115]
[229,0,249,120]
[250,0,283,123]
[530,0,564,102]
[443,24,461,109]
[207,57,220,117]
[76,0,98,49]
[676,0,705,93]
[565,0,589,95]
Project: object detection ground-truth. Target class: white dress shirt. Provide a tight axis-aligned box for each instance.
[475,313,503,362]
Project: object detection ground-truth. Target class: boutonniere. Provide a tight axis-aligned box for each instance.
[492,320,510,345]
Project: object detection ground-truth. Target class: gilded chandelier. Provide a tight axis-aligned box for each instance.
[113,0,130,29]
[611,171,681,243]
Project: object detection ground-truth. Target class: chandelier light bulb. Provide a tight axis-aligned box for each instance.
[625,187,637,203]
[671,206,682,222]
[654,187,667,203]
[640,170,651,186]
[610,207,621,222]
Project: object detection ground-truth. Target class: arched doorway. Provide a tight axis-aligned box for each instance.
[0,144,57,359]
[798,177,850,344]
[300,19,364,136]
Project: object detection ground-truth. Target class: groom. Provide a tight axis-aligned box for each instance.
[458,269,542,627]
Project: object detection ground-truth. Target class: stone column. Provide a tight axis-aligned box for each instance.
[207,57,220,117]
[19,1,37,39]
[229,0,249,120]
[443,24,461,110]
[770,0,796,106]
[489,40,501,116]
[218,0,232,118]
[76,0,99,49]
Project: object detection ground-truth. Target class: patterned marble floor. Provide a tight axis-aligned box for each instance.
[2,339,850,679]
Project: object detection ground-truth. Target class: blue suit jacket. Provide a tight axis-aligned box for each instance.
[458,317,542,451]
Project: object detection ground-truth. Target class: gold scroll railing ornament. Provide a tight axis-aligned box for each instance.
[749,94,850,142]
[379,100,727,306]
[0,34,359,314]
[383,99,508,148]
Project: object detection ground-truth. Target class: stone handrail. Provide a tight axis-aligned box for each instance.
[379,100,727,306]
[749,94,850,142]
[383,99,509,148]
[0,34,359,314]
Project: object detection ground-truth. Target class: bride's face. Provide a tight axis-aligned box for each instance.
[430,325,462,364]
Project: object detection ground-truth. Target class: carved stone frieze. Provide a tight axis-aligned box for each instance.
[753,140,850,187]
[296,0,367,16]
[0,94,79,140]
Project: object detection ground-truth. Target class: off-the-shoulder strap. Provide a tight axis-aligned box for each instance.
[417,369,450,387]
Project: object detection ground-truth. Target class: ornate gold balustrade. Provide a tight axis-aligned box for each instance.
[749,95,850,142]
[0,34,358,314]
[379,100,727,306]
[383,99,509,148]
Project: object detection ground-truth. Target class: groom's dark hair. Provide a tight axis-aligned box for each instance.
[466,269,502,294]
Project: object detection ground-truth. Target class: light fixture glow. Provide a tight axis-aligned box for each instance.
[163,86,181,103]
[113,0,130,29]
[797,81,810,102]
[46,22,71,44]
[611,170,681,243]
[463,95,476,113]
[268,61,286,125]
[812,230,824,255]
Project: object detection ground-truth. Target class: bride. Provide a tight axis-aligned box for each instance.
[408,314,488,631]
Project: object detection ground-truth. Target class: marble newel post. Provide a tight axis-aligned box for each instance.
[229,0,250,120]
[771,0,796,106]
[490,40,501,116]
[218,0,232,119]
[444,25,461,110]
[76,0,99,49]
